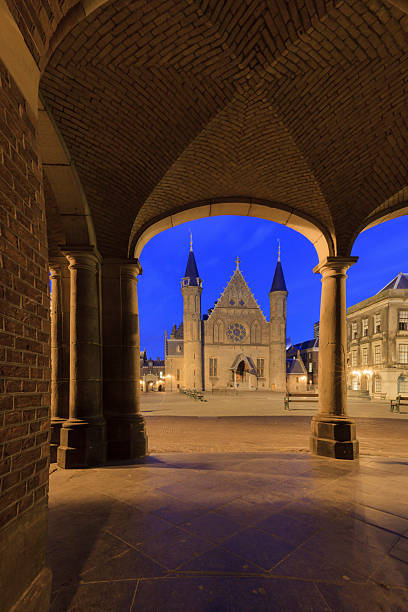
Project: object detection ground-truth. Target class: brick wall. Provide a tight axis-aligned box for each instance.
[0,58,50,537]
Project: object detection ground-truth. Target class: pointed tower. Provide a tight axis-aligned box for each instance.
[181,234,203,390]
[269,242,288,391]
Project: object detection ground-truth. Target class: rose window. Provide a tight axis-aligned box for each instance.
[226,323,246,342]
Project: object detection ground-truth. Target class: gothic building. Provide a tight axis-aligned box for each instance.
[165,243,287,391]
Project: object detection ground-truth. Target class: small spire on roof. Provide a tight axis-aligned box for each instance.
[235,256,240,270]
[277,238,281,262]
[190,231,193,252]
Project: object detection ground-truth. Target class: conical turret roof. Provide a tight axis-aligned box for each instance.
[270,260,287,292]
[184,250,200,285]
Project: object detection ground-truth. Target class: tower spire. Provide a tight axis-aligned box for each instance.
[190,231,193,252]
[277,239,281,262]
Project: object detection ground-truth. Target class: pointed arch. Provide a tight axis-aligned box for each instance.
[250,320,261,344]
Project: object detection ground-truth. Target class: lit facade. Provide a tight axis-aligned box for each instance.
[346,273,408,399]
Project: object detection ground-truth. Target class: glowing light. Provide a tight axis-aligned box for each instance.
[352,370,361,377]
[362,369,373,376]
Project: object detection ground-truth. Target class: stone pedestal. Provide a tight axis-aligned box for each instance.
[49,259,70,462]
[57,248,106,468]
[102,259,147,461]
[311,256,359,460]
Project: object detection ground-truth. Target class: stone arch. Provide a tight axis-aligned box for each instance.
[38,98,97,252]
[132,199,333,264]
[347,191,408,256]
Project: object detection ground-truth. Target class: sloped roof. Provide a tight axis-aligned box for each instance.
[184,250,200,285]
[286,358,306,375]
[270,260,287,292]
[208,263,266,320]
[288,339,319,352]
[378,272,408,293]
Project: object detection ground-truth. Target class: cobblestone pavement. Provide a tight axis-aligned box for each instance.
[141,393,408,458]
[48,453,408,611]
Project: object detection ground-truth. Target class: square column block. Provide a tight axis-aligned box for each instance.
[106,414,148,461]
[57,419,106,468]
[50,418,65,463]
[310,416,359,460]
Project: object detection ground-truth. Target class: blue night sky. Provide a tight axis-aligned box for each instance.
[138,215,408,359]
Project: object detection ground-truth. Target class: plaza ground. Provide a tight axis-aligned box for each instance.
[141,392,408,457]
[48,392,408,611]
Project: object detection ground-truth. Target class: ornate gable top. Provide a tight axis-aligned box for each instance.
[209,259,264,315]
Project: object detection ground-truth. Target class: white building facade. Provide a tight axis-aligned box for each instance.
[346,273,408,399]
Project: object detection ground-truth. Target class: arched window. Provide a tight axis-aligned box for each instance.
[398,375,408,394]
[213,320,223,343]
[250,321,260,344]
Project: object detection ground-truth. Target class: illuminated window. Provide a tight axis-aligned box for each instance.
[399,344,408,364]
[308,362,313,372]
[352,322,358,339]
[374,345,381,364]
[374,314,381,334]
[398,375,408,393]
[256,358,265,377]
[362,319,368,337]
[209,358,218,377]
[399,311,408,331]
[362,346,368,365]
[374,376,382,393]
[176,369,180,381]
[351,349,358,366]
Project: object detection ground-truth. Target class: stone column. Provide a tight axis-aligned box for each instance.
[102,259,147,460]
[57,248,106,468]
[311,256,359,460]
[49,258,70,462]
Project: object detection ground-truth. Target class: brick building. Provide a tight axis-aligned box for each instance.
[1,1,408,609]
[165,244,287,391]
[347,273,408,399]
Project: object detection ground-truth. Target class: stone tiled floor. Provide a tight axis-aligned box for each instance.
[48,453,408,611]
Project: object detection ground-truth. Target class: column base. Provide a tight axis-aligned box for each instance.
[106,413,148,461]
[57,419,106,468]
[50,417,66,463]
[310,416,359,460]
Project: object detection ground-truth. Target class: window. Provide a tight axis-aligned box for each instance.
[351,349,358,366]
[399,311,408,331]
[374,314,381,334]
[257,358,265,377]
[399,344,408,364]
[362,346,368,365]
[209,358,217,377]
[374,375,382,393]
[398,376,408,393]
[308,362,313,372]
[352,322,358,339]
[176,369,180,381]
[362,319,368,337]
[374,345,381,364]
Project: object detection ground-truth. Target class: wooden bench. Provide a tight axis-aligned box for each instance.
[284,392,318,411]
[390,395,408,414]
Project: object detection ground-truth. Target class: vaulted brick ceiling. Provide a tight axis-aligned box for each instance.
[39,0,408,257]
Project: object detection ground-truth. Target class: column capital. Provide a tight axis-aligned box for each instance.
[102,257,143,277]
[61,246,102,271]
[313,256,358,276]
